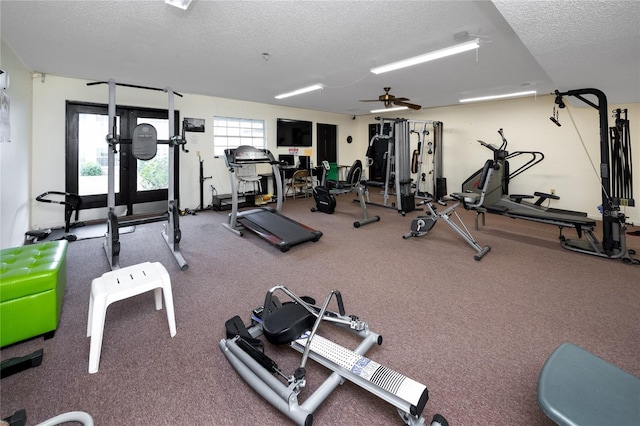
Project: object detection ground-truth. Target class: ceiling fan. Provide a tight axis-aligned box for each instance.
[359,87,421,110]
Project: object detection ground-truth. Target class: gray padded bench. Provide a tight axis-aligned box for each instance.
[537,342,640,426]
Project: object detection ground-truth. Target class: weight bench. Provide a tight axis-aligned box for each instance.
[220,285,447,426]
[537,342,640,426]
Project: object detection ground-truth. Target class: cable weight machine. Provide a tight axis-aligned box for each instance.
[87,79,189,270]
[410,120,445,202]
[365,118,444,215]
[552,88,637,264]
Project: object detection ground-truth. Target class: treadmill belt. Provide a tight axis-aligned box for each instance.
[237,208,322,250]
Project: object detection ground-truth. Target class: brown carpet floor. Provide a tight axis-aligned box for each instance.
[2,193,639,425]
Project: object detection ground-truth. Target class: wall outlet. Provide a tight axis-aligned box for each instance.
[550,188,556,195]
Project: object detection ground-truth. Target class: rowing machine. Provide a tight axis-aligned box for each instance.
[219,286,448,426]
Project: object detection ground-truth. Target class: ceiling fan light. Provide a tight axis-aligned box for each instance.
[370,106,409,113]
[275,84,324,99]
[459,90,537,103]
[371,38,480,74]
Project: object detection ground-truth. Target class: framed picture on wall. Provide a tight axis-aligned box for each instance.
[184,117,205,133]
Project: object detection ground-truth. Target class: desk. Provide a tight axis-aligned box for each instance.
[280,165,298,180]
[259,169,307,196]
[261,167,319,197]
[259,173,277,196]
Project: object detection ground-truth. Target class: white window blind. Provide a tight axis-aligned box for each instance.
[213,116,265,156]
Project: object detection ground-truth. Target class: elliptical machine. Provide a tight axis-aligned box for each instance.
[460,128,560,214]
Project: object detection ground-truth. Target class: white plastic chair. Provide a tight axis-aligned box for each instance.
[87,262,176,374]
[236,163,262,194]
[36,411,94,426]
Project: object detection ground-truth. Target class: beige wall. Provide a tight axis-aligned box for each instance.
[367,96,640,223]
[26,74,640,230]
[30,75,362,228]
[0,39,32,248]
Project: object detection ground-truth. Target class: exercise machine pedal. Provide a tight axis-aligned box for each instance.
[2,409,26,426]
[225,315,262,347]
[431,413,449,426]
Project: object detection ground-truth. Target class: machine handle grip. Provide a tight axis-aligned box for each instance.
[263,291,275,322]
[334,291,345,316]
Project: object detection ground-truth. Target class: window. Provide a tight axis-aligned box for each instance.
[77,111,119,196]
[213,116,265,156]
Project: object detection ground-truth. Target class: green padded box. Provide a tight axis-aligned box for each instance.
[0,240,68,347]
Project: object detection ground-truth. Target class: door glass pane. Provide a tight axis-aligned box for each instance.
[78,113,120,196]
[136,117,169,191]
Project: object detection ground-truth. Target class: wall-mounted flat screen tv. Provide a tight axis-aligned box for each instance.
[277,118,312,147]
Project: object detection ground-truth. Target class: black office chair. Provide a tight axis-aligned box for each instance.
[326,159,362,191]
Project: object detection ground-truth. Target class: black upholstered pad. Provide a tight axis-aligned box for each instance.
[263,303,315,345]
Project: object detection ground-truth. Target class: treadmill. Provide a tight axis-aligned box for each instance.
[222,146,322,252]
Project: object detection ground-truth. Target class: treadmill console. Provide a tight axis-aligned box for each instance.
[227,145,276,164]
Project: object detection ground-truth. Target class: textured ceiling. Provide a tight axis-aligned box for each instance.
[1,1,638,115]
[493,0,640,106]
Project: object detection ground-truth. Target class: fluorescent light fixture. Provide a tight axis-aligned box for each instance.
[370,106,409,114]
[275,84,324,99]
[459,90,537,103]
[165,0,192,10]
[371,38,480,74]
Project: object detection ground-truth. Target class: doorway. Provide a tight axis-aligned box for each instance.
[316,123,337,165]
[65,101,180,215]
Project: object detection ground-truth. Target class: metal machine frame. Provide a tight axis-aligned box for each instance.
[222,146,322,252]
[552,89,636,263]
[366,118,444,215]
[312,160,381,228]
[404,198,491,261]
[220,286,446,426]
[87,79,189,271]
[458,90,637,265]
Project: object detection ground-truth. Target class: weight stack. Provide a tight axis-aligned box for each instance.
[436,177,447,201]
[401,193,416,213]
